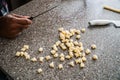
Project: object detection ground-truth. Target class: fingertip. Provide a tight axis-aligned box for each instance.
[26,19,32,24]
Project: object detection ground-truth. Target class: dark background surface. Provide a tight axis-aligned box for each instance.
[0,0,120,80]
[6,0,32,11]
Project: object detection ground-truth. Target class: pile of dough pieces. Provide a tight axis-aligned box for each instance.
[15,27,98,74]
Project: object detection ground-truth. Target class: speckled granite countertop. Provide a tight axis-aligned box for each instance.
[0,0,120,80]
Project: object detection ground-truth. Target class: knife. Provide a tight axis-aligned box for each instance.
[28,5,58,20]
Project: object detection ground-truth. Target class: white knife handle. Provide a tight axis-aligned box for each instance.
[89,20,112,26]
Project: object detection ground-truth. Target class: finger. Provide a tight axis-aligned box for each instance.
[14,17,32,25]
[11,23,29,31]
[12,13,30,18]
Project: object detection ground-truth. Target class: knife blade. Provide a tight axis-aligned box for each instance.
[28,5,58,20]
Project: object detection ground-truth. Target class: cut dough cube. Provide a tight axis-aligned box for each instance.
[45,55,51,61]
[60,43,67,50]
[78,42,83,47]
[74,41,79,46]
[69,52,74,58]
[80,62,85,68]
[79,47,84,52]
[59,53,64,58]
[82,57,87,62]
[58,64,63,69]
[53,53,59,58]
[60,33,65,40]
[85,49,91,55]
[69,61,74,67]
[49,62,54,68]
[39,47,43,52]
[25,55,30,60]
[66,42,71,48]
[55,41,61,46]
[82,53,86,57]
[20,52,24,56]
[52,45,58,51]
[91,44,97,50]
[21,48,26,51]
[15,52,21,57]
[23,45,29,49]
[75,30,81,34]
[39,57,44,62]
[60,57,65,62]
[69,39,73,42]
[50,50,56,55]
[81,28,85,33]
[58,27,64,32]
[75,58,82,64]
[76,35,81,39]
[31,57,37,62]
[65,55,71,59]
[92,55,98,60]
[74,53,81,58]
[37,68,42,74]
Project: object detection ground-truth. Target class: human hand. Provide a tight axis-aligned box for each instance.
[0,13,32,38]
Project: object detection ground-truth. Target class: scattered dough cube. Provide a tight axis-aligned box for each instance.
[52,45,58,51]
[59,53,65,58]
[66,42,71,48]
[49,62,54,68]
[78,42,83,47]
[60,43,67,50]
[50,50,56,55]
[80,62,85,68]
[79,47,84,52]
[23,52,28,56]
[53,53,59,58]
[23,45,29,49]
[76,35,81,39]
[55,41,61,46]
[31,57,37,62]
[61,46,67,50]
[75,30,81,34]
[82,57,87,62]
[60,57,65,62]
[70,29,75,35]
[65,55,71,59]
[82,53,86,57]
[70,39,73,42]
[58,64,63,69]
[69,61,74,67]
[60,33,65,40]
[85,49,91,55]
[69,52,74,58]
[45,55,51,61]
[37,68,42,74]
[91,44,97,50]
[20,52,24,56]
[75,58,82,64]
[74,41,79,46]
[21,48,26,52]
[25,55,30,60]
[74,53,81,58]
[15,52,21,57]
[39,57,44,62]
[92,55,98,60]
[58,27,64,32]
[39,47,43,52]
[81,28,85,33]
